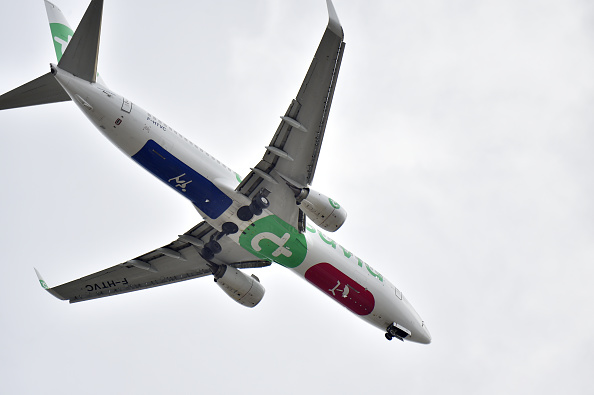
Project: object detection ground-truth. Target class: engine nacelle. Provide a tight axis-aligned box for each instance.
[299,189,347,232]
[214,265,265,308]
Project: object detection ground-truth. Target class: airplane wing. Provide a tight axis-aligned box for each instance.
[37,221,270,303]
[236,0,345,229]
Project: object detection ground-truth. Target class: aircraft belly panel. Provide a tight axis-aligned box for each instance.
[132,139,232,219]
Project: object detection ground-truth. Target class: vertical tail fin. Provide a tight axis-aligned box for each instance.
[44,0,74,62]
[57,0,103,83]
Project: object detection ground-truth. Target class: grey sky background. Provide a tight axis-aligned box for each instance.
[1,0,593,393]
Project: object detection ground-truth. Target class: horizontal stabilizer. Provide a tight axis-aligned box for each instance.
[58,0,103,82]
[0,72,70,110]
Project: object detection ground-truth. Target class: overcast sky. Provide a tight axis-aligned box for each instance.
[1,0,593,393]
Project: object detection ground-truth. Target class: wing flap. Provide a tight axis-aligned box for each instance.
[51,247,213,303]
[42,221,270,303]
[273,30,344,187]
[236,6,345,228]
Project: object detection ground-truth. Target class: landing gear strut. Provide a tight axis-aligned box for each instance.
[199,221,239,261]
[385,322,410,342]
[237,190,270,221]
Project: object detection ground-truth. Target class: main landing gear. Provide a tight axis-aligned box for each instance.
[237,191,270,221]
[200,189,270,261]
[199,221,239,261]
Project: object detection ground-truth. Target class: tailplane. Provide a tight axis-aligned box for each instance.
[0,72,70,110]
[0,0,104,111]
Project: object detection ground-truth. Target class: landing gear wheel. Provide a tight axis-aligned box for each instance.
[253,195,270,209]
[385,333,393,341]
[200,247,214,261]
[249,201,263,216]
[206,240,222,254]
[222,222,239,235]
[237,206,254,221]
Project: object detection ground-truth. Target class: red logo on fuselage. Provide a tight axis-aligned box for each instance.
[305,262,375,316]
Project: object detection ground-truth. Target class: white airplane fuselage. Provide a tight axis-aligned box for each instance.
[52,63,431,344]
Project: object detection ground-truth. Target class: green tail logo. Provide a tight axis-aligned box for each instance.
[49,23,73,62]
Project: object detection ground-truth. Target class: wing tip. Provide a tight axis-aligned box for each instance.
[33,268,68,301]
[326,0,344,38]
[34,268,49,290]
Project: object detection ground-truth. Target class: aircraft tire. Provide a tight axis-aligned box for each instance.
[237,206,254,221]
[200,247,215,261]
[253,195,270,209]
[249,201,263,216]
[207,240,222,254]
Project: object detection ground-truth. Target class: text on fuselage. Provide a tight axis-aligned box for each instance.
[307,225,384,282]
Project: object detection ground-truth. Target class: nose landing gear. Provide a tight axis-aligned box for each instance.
[385,323,411,342]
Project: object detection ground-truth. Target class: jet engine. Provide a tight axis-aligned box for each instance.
[298,189,347,232]
[213,265,265,308]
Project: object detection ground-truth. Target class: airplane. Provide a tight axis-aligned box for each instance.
[0,0,431,344]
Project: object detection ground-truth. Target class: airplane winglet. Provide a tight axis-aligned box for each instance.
[34,268,50,290]
[326,0,343,38]
[33,268,67,300]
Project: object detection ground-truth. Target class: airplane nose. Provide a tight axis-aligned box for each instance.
[416,322,432,344]
[401,295,432,344]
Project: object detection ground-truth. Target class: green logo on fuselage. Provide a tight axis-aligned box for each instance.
[239,215,307,268]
